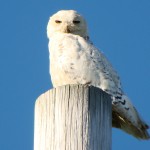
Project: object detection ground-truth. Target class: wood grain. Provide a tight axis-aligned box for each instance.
[34,85,112,150]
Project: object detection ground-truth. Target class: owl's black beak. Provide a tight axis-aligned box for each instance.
[64,26,71,33]
[67,28,71,33]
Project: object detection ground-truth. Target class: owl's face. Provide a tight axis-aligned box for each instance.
[47,10,88,39]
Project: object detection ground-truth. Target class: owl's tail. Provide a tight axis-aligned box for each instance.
[112,95,150,140]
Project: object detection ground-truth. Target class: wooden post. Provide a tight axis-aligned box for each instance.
[34,85,112,150]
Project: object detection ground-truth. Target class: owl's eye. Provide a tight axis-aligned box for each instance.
[73,20,80,24]
[55,20,62,23]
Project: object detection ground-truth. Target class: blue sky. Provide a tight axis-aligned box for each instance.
[0,0,150,149]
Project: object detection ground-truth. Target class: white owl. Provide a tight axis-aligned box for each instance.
[47,10,149,139]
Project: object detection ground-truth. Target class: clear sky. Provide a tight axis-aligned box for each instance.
[0,0,150,150]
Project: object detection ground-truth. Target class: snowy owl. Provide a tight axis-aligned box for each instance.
[47,10,149,139]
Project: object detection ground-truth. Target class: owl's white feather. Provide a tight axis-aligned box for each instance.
[47,10,149,139]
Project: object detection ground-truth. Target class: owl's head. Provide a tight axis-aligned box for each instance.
[47,10,88,39]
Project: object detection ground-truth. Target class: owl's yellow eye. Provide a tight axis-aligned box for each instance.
[55,20,62,23]
[73,20,80,24]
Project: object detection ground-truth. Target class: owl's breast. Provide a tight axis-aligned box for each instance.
[49,34,100,87]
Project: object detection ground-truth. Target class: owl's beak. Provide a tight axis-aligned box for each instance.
[64,25,71,33]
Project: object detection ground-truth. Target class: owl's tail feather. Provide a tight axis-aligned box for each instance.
[112,109,150,139]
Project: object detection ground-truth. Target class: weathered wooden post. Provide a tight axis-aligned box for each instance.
[34,84,112,150]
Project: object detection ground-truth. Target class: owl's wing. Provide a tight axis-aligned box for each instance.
[100,52,122,91]
[88,43,149,139]
[87,44,122,94]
